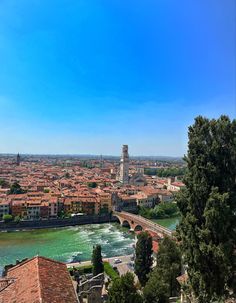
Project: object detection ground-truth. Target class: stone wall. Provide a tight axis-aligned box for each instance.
[0,214,118,231]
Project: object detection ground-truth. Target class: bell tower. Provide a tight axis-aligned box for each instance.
[119,145,129,184]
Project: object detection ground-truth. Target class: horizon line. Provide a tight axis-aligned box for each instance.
[0,152,184,159]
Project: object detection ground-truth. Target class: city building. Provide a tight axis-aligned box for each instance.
[117,145,129,184]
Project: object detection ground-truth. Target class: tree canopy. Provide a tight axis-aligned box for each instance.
[87,181,97,188]
[144,167,187,177]
[7,182,25,195]
[134,231,153,286]
[139,203,179,219]
[143,237,181,303]
[108,272,143,303]
[176,115,236,302]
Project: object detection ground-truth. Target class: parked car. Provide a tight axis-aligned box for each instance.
[114,258,122,264]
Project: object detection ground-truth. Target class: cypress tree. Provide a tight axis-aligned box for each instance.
[176,115,236,302]
[92,244,104,276]
[134,231,153,286]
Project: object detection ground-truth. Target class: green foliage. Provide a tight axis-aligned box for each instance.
[108,272,143,303]
[144,167,187,177]
[69,264,93,275]
[3,214,13,223]
[64,172,70,178]
[80,161,95,169]
[14,215,21,223]
[104,262,119,280]
[92,245,104,276]
[134,231,153,286]
[0,179,9,188]
[58,210,65,218]
[7,182,25,195]
[100,206,109,214]
[143,270,169,303]
[143,237,181,302]
[139,203,179,219]
[87,182,97,188]
[156,237,181,296]
[43,188,50,193]
[176,115,236,302]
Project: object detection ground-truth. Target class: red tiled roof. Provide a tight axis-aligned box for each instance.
[0,256,78,303]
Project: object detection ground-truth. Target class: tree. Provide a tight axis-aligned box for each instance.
[3,214,13,223]
[0,179,9,188]
[143,269,169,303]
[143,237,181,302]
[155,237,181,296]
[8,182,25,195]
[176,116,236,302]
[87,182,97,188]
[14,215,21,223]
[108,272,143,303]
[134,231,153,286]
[65,172,70,178]
[92,245,104,276]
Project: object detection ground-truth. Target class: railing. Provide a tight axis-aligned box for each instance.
[114,211,173,237]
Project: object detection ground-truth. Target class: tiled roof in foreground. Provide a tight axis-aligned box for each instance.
[0,256,79,303]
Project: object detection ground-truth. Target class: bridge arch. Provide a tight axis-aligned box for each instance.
[122,220,131,228]
[134,225,143,232]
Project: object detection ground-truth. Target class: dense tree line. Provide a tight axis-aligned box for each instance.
[139,203,179,219]
[144,167,187,177]
[107,233,181,303]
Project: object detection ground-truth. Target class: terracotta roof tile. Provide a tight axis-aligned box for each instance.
[0,256,78,303]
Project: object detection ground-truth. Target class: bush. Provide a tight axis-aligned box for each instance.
[104,262,119,280]
[3,214,13,223]
[68,264,93,275]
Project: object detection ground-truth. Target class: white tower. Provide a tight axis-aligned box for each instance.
[119,145,129,184]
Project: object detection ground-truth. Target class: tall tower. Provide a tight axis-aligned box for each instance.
[16,153,20,166]
[119,145,129,184]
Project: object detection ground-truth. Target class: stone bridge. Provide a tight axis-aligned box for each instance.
[113,211,173,240]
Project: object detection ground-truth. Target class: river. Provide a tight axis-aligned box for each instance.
[0,217,179,273]
[152,216,180,231]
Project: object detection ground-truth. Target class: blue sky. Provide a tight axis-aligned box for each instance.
[0,0,235,156]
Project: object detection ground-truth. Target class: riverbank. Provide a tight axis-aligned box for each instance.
[66,254,133,268]
[0,214,118,231]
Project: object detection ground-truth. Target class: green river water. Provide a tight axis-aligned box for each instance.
[0,217,179,273]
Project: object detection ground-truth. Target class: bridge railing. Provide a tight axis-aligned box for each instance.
[114,211,173,236]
